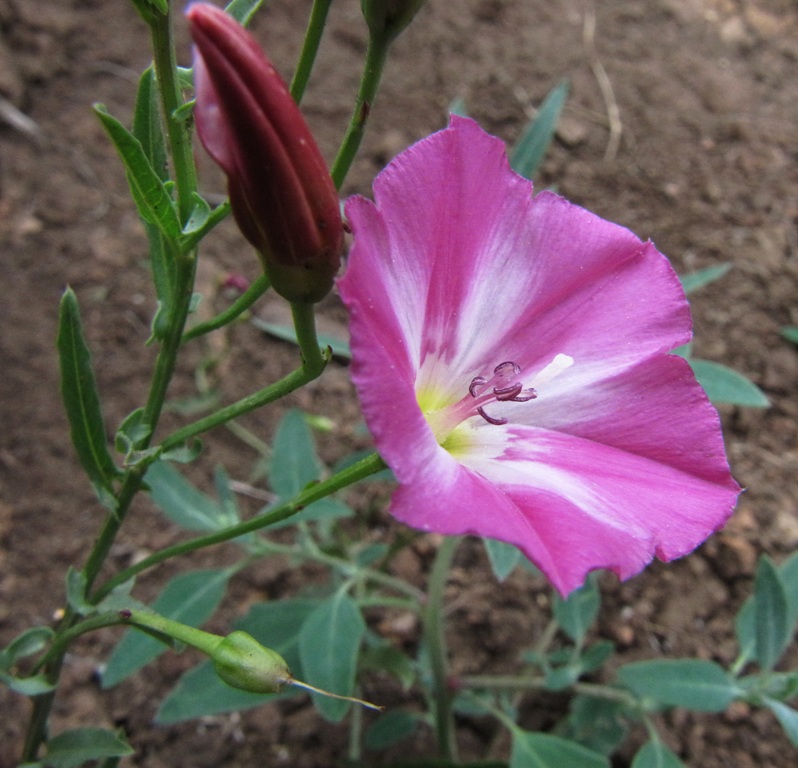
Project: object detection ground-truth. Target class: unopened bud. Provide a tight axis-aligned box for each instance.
[211,631,291,694]
[188,3,343,303]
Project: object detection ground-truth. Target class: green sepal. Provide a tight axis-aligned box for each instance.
[94,104,181,246]
[57,288,121,505]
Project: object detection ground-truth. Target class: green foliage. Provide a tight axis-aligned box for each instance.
[510,80,569,180]
[558,696,628,756]
[510,730,609,768]
[782,326,798,344]
[42,728,133,768]
[225,0,265,26]
[57,288,120,506]
[269,409,323,497]
[102,568,232,688]
[617,659,740,713]
[631,740,686,768]
[483,538,523,582]
[764,698,798,748]
[252,316,352,359]
[679,263,731,294]
[94,105,181,247]
[735,552,798,668]
[145,459,240,531]
[298,592,366,722]
[552,575,600,644]
[365,710,420,750]
[686,358,769,408]
[753,555,791,672]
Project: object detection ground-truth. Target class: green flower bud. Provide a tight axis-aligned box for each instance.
[211,631,291,694]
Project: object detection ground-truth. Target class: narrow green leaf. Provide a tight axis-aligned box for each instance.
[679,263,731,294]
[510,730,609,768]
[44,728,133,768]
[631,740,686,768]
[509,80,569,180]
[269,410,323,499]
[225,0,265,26]
[57,289,119,500]
[764,698,798,747]
[0,669,54,696]
[3,627,54,664]
[754,555,790,671]
[94,105,181,244]
[251,317,351,360]
[618,659,740,712]
[483,538,523,582]
[688,358,769,407]
[102,568,232,688]
[298,592,366,721]
[782,326,798,344]
[553,575,600,643]
[145,460,236,531]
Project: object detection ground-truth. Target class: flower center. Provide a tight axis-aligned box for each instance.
[467,361,537,425]
[422,354,574,444]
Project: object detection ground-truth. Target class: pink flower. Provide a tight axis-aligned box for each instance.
[338,116,740,595]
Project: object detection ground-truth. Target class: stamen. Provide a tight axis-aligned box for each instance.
[468,361,537,425]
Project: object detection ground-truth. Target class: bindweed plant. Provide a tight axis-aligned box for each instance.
[2,1,794,766]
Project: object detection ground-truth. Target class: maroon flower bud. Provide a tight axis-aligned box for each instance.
[188,3,343,303]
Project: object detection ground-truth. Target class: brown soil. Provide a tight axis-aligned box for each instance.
[1,0,797,766]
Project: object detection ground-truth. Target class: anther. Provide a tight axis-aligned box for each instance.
[468,361,537,425]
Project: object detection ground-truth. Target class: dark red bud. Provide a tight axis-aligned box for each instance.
[188,3,343,303]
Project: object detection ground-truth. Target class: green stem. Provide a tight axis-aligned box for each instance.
[330,33,390,189]
[162,302,327,451]
[424,536,461,762]
[22,9,201,761]
[123,609,223,656]
[182,274,271,342]
[290,0,334,103]
[94,453,387,601]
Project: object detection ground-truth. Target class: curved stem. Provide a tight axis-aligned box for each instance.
[94,452,387,601]
[424,536,461,762]
[330,33,390,189]
[182,274,270,342]
[290,0,334,103]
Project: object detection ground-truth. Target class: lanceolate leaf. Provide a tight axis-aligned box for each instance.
[617,659,740,712]
[679,263,731,294]
[94,105,181,245]
[269,409,323,499]
[753,555,790,671]
[687,359,769,408]
[631,740,686,768]
[57,289,119,501]
[510,730,609,768]
[43,728,133,768]
[298,592,365,722]
[764,698,798,747]
[510,80,569,180]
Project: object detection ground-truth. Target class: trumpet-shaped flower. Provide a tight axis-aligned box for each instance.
[338,116,740,595]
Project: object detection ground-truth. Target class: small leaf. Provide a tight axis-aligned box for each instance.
[631,740,686,768]
[364,710,419,750]
[269,410,323,499]
[687,358,769,408]
[94,105,181,244]
[553,574,600,643]
[178,199,231,253]
[510,730,609,768]
[617,659,740,712]
[753,555,790,671]
[298,592,366,721]
[483,538,523,582]
[182,192,212,235]
[0,669,54,696]
[679,263,731,294]
[560,695,628,756]
[44,728,133,768]
[225,0,265,26]
[57,289,120,501]
[65,568,91,614]
[3,627,54,664]
[764,698,798,748]
[102,568,232,688]
[782,326,798,345]
[509,80,569,180]
[114,408,151,459]
[145,460,233,531]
